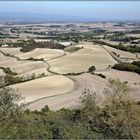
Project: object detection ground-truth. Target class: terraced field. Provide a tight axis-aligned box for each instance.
[96,69,140,100]
[103,45,138,61]
[0,51,15,61]
[28,73,107,111]
[0,41,140,111]
[127,34,140,38]
[0,51,50,77]
[49,43,117,74]
[10,75,75,103]
[0,47,23,55]
[100,39,120,45]
[16,48,65,61]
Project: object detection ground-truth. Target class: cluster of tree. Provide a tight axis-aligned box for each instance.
[0,67,23,87]
[57,34,82,43]
[0,34,18,39]
[37,36,58,40]
[10,29,19,34]
[27,57,44,61]
[0,78,140,139]
[130,40,140,45]
[64,46,83,53]
[86,66,106,79]
[0,34,10,39]
[63,72,84,76]
[113,61,140,74]
[7,40,26,47]
[8,39,65,52]
[63,66,105,77]
[93,40,140,53]
[3,74,24,86]
[0,71,46,87]
[0,32,6,35]
[0,67,17,76]
[129,30,140,34]
[56,31,106,43]
[33,31,47,35]
[21,40,65,52]
[92,73,106,79]
[111,36,138,43]
[132,61,140,67]
[107,33,138,43]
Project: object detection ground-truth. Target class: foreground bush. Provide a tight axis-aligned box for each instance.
[0,78,140,139]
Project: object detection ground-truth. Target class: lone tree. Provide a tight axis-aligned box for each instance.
[87,66,96,73]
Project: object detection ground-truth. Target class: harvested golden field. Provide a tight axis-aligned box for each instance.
[0,47,23,55]
[0,52,50,77]
[10,61,49,76]
[100,39,120,45]
[18,67,50,77]
[28,69,140,111]
[0,51,15,61]
[10,75,75,103]
[49,44,117,74]
[126,34,140,38]
[96,69,140,100]
[28,73,106,111]
[1,41,139,111]
[0,69,5,76]
[1,60,49,77]
[16,48,65,61]
[136,53,140,58]
[103,45,137,60]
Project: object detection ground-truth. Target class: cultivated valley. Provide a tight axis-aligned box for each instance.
[0,5,140,138]
[0,22,140,110]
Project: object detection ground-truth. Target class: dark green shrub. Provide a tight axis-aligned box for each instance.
[0,67,17,76]
[41,105,50,112]
[97,73,106,79]
[87,66,96,73]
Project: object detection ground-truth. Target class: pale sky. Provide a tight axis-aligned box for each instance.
[0,1,140,21]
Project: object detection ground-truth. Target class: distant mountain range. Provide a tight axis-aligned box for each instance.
[0,12,94,23]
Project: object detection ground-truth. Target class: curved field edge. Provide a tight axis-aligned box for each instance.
[48,45,117,74]
[9,75,75,103]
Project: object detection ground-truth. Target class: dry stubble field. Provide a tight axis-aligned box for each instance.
[103,45,138,61]
[49,43,117,74]
[10,75,75,103]
[16,48,65,61]
[0,42,140,111]
[0,52,49,77]
[96,69,140,100]
[0,47,23,55]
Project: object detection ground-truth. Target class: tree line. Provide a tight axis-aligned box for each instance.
[113,61,140,75]
[93,40,140,53]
